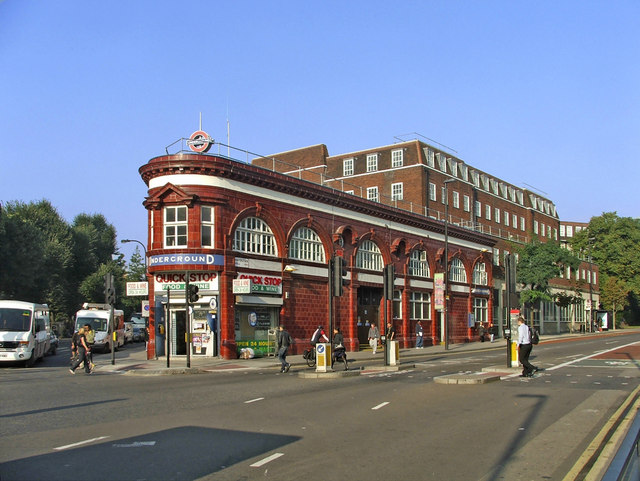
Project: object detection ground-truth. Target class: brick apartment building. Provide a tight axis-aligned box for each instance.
[138,136,598,360]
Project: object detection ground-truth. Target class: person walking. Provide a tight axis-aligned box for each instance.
[83,323,95,371]
[517,316,538,377]
[368,322,380,354]
[331,327,348,370]
[415,320,424,349]
[276,325,293,373]
[70,327,92,375]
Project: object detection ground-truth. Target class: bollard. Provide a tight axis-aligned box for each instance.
[315,343,331,373]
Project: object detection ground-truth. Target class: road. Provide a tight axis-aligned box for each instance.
[1,332,639,481]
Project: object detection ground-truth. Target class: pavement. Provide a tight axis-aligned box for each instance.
[93,330,622,378]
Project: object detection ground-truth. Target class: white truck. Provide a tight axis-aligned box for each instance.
[0,300,51,367]
[75,304,125,353]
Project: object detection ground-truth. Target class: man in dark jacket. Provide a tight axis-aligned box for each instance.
[277,325,293,373]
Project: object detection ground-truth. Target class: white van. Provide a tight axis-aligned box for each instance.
[75,305,125,353]
[0,300,51,367]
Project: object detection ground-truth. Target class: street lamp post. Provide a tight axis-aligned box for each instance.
[443,179,456,351]
[587,237,595,332]
[121,238,148,274]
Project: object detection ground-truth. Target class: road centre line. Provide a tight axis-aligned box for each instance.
[372,402,390,410]
[54,436,109,451]
[546,341,640,371]
[244,397,264,404]
[503,341,639,379]
[250,452,284,467]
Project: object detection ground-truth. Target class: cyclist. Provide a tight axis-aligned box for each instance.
[310,325,329,346]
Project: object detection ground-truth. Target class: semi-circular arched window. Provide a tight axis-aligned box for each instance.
[473,262,488,285]
[449,258,467,283]
[409,250,430,277]
[356,240,383,271]
[233,217,277,256]
[289,227,325,263]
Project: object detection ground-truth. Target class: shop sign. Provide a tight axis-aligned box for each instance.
[237,273,282,294]
[236,339,272,350]
[154,272,219,292]
[126,281,148,296]
[434,273,445,310]
[149,253,223,267]
[232,279,251,294]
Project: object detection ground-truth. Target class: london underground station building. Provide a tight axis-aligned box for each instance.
[139,134,591,361]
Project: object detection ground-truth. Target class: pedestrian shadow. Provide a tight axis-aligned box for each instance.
[0,398,126,419]
[0,426,300,481]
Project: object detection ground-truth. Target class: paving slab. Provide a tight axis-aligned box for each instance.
[434,372,501,384]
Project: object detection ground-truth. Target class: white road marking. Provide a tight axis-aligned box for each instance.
[54,436,109,451]
[372,402,390,410]
[250,452,284,467]
[112,441,156,448]
[245,397,265,404]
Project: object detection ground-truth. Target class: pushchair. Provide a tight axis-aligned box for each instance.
[331,346,348,370]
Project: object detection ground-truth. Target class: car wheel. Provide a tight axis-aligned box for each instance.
[25,351,36,367]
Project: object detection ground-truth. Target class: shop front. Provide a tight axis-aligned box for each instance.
[153,271,220,358]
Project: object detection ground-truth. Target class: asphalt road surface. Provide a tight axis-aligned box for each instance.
[1,332,639,481]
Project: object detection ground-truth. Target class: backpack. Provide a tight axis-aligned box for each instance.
[529,326,539,345]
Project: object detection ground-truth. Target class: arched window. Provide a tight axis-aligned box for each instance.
[473,262,488,285]
[409,250,430,277]
[233,217,277,256]
[449,258,467,283]
[356,240,383,271]
[289,227,325,263]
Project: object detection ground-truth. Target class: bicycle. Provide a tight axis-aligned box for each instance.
[303,346,316,367]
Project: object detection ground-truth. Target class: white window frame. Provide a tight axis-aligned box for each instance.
[472,262,488,285]
[391,149,403,168]
[475,201,481,217]
[504,211,510,226]
[343,158,354,176]
[463,195,470,212]
[356,240,383,271]
[289,226,326,263]
[495,208,500,224]
[429,182,437,201]
[201,206,214,248]
[473,298,488,324]
[520,216,525,231]
[233,217,277,256]
[409,250,430,278]
[367,186,379,202]
[410,291,432,320]
[452,191,460,209]
[485,204,491,221]
[164,206,188,248]
[391,182,403,201]
[449,258,467,283]
[366,153,378,172]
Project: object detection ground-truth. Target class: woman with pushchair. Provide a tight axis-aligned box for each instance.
[331,327,348,370]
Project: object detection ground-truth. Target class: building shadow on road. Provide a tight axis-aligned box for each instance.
[0,426,300,481]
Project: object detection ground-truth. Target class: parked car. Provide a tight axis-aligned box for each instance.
[48,331,58,355]
[124,322,134,344]
[132,323,146,342]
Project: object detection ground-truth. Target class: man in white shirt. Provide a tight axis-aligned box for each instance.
[517,316,538,377]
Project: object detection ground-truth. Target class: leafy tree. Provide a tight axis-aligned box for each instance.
[0,200,74,317]
[571,212,640,324]
[600,277,629,328]
[516,238,581,307]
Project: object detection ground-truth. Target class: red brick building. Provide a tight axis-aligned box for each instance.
[139,143,496,360]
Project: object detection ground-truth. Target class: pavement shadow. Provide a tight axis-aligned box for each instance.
[0,426,300,481]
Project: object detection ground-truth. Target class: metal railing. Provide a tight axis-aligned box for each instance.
[164,138,530,245]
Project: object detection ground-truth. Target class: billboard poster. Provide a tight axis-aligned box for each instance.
[434,273,444,310]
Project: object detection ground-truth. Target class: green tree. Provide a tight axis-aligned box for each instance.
[600,277,629,328]
[0,200,74,317]
[572,212,640,324]
[516,238,581,319]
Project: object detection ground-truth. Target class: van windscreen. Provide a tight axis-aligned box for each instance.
[76,317,108,332]
[0,308,32,331]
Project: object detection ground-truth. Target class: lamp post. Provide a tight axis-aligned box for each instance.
[443,179,456,351]
[587,237,595,332]
[121,239,148,274]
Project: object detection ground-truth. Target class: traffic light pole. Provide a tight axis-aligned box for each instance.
[185,275,191,369]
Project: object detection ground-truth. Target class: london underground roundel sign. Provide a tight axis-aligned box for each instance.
[188,130,213,153]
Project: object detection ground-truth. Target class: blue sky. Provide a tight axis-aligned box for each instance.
[1,0,638,260]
